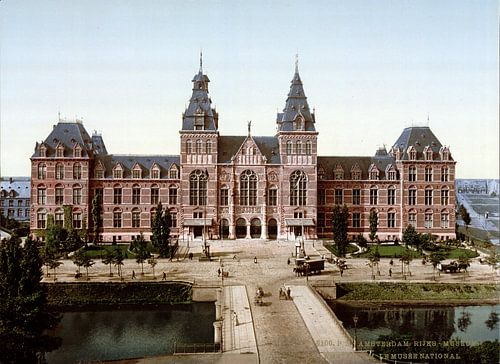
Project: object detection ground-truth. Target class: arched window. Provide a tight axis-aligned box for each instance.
[151,184,159,205]
[369,186,378,205]
[189,170,208,205]
[132,184,141,204]
[73,209,82,229]
[408,165,416,182]
[441,210,449,228]
[55,208,64,227]
[289,170,307,206]
[56,163,64,179]
[186,140,192,154]
[425,187,433,205]
[37,185,46,205]
[387,209,396,228]
[408,209,417,227]
[73,163,82,180]
[441,187,449,205]
[387,186,396,205]
[408,186,417,205]
[73,185,82,205]
[113,208,122,228]
[37,209,47,229]
[196,140,203,154]
[424,209,433,229]
[286,140,293,154]
[37,163,46,180]
[113,185,122,204]
[305,140,312,155]
[296,140,303,154]
[425,166,433,182]
[441,167,449,182]
[240,170,257,206]
[132,208,141,228]
[206,140,212,154]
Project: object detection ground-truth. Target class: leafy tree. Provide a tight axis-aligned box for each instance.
[131,234,151,275]
[0,235,61,363]
[402,224,420,248]
[400,250,413,278]
[91,191,102,244]
[71,250,86,276]
[485,252,499,272]
[367,247,381,279]
[48,258,63,282]
[429,251,445,280]
[64,228,83,252]
[457,254,471,275]
[459,204,471,230]
[102,250,114,277]
[82,255,95,280]
[113,247,124,277]
[331,204,349,257]
[457,310,471,332]
[357,233,368,249]
[485,312,499,330]
[369,210,378,243]
[45,223,68,253]
[151,202,171,258]
[148,256,158,279]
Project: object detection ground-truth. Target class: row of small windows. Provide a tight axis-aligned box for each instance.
[408,166,450,182]
[5,208,30,218]
[317,186,450,206]
[1,199,30,207]
[317,211,450,229]
[285,140,312,155]
[185,139,213,154]
[39,145,82,158]
[319,166,450,181]
[37,163,83,180]
[106,167,178,180]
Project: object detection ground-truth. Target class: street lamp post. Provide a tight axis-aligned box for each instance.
[353,314,359,351]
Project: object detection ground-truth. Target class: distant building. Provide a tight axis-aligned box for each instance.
[0,177,31,222]
[30,60,456,242]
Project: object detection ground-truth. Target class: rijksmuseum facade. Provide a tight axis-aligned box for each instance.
[30,61,456,242]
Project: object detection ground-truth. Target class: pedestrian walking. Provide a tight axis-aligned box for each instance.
[162,272,166,280]
[389,268,392,277]
[340,268,344,277]
[287,257,290,265]
[286,287,291,300]
[189,252,193,260]
[132,270,136,279]
[254,256,258,264]
[218,268,221,277]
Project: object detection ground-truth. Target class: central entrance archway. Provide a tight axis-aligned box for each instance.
[250,218,261,238]
[268,218,277,239]
[219,219,229,239]
[235,218,247,239]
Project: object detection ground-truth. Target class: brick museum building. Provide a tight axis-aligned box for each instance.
[30,61,456,243]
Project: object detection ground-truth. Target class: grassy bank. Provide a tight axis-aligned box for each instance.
[324,243,359,256]
[336,282,498,302]
[44,281,192,307]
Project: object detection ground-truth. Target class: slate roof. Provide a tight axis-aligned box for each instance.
[32,122,93,158]
[277,67,316,132]
[91,133,108,155]
[318,152,396,181]
[94,155,180,179]
[218,136,281,164]
[392,126,448,160]
[182,69,218,131]
[0,177,31,199]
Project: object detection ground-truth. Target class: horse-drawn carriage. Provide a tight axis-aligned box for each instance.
[293,258,325,276]
[438,261,469,273]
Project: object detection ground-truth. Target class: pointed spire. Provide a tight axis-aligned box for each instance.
[295,53,299,74]
[247,120,252,136]
[199,50,203,73]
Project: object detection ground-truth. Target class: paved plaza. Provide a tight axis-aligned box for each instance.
[45,238,499,364]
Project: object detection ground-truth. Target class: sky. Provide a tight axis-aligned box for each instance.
[0,0,498,178]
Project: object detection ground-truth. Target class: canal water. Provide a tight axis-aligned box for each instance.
[330,303,500,350]
[46,303,214,364]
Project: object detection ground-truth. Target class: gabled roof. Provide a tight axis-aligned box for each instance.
[0,177,31,199]
[94,155,180,179]
[32,122,93,158]
[392,126,448,161]
[318,153,396,181]
[218,136,281,164]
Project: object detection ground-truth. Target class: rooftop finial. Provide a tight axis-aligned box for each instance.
[247,120,252,136]
[199,50,203,73]
[295,53,299,73]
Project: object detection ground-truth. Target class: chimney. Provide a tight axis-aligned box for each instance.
[9,178,13,184]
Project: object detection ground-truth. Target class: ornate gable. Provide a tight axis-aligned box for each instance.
[233,136,267,165]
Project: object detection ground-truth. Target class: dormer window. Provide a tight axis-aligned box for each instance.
[351,165,362,180]
[151,165,160,179]
[40,145,47,158]
[194,109,205,130]
[56,146,64,158]
[334,165,344,180]
[169,165,178,179]
[295,116,304,131]
[424,147,433,161]
[440,147,450,161]
[387,170,396,180]
[95,168,104,179]
[74,145,82,158]
[318,167,325,180]
[132,167,142,179]
[369,168,379,180]
[408,147,417,160]
[113,165,123,179]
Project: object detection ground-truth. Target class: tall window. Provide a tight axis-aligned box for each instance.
[268,188,277,206]
[425,188,433,205]
[296,140,302,154]
[189,170,208,205]
[286,140,292,154]
[441,212,449,228]
[240,170,257,206]
[334,189,343,205]
[169,187,178,205]
[37,210,46,229]
[186,140,192,154]
[370,170,379,180]
[55,187,64,205]
[114,187,122,204]
[425,211,433,229]
[73,163,82,180]
[169,168,178,179]
[425,166,433,182]
[290,170,307,206]
[56,164,64,179]
[56,147,64,158]
[113,210,122,228]
[132,186,141,204]
[55,210,64,227]
[441,167,449,182]
[73,187,82,205]
[369,187,378,205]
[408,211,417,227]
[37,164,46,179]
[352,213,361,228]
[441,189,449,205]
[387,170,396,180]
[220,188,229,206]
[351,169,361,180]
[388,212,396,228]
[206,140,212,154]
[37,187,46,205]
[352,189,361,205]
[132,210,141,228]
[73,212,82,229]
[151,168,160,179]
[196,140,203,154]
[305,140,312,155]
[408,188,417,205]
[170,212,177,228]
[95,169,104,179]
[388,187,396,205]
[408,166,416,182]
[318,189,326,205]
[151,186,159,205]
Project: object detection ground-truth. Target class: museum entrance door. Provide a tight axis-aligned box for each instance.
[268,218,277,240]
[250,218,261,238]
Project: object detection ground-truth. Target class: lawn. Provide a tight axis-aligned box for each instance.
[356,245,422,258]
[444,248,479,259]
[324,243,359,256]
[81,244,136,259]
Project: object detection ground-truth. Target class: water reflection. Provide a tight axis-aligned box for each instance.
[46,303,214,364]
[331,303,500,349]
